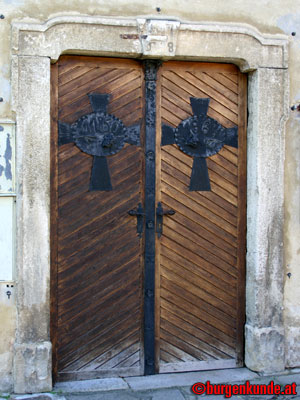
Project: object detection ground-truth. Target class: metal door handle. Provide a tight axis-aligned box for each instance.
[156,202,175,238]
[128,203,145,237]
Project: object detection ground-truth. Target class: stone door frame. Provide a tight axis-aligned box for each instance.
[11,16,289,393]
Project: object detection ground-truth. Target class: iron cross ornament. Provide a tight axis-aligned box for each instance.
[58,93,140,191]
[161,97,238,191]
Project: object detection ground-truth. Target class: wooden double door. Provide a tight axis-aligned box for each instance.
[51,56,246,381]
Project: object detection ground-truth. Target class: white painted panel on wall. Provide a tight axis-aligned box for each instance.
[0,122,15,193]
[0,197,14,281]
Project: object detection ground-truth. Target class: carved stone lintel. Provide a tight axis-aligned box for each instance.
[138,19,180,57]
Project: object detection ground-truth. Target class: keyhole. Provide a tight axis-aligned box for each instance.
[6,291,11,299]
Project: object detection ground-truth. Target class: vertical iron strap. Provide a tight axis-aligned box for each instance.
[143,60,160,375]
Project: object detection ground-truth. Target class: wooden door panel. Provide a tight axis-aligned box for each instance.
[156,62,246,373]
[51,56,144,381]
[51,58,246,380]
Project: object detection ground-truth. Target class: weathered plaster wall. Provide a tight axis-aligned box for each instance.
[277,13,300,368]
[0,0,299,393]
[0,0,299,118]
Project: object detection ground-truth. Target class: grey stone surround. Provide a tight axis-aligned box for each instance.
[11,16,289,393]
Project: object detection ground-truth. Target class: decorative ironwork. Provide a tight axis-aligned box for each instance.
[161,97,238,191]
[143,59,160,376]
[128,203,145,237]
[58,93,141,191]
[156,202,175,238]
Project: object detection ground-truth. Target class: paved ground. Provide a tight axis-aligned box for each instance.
[3,368,300,400]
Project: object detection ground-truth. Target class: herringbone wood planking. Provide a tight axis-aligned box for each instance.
[156,61,246,372]
[52,56,144,380]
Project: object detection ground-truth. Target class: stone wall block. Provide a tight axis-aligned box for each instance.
[285,327,300,368]
[137,19,180,57]
[12,18,288,71]
[16,56,51,344]
[176,29,287,71]
[17,22,143,60]
[245,67,288,371]
[247,68,287,258]
[245,325,285,372]
[246,252,284,328]
[14,56,52,392]
[14,342,52,394]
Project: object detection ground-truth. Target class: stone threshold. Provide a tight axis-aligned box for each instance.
[6,367,300,399]
[52,367,271,392]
